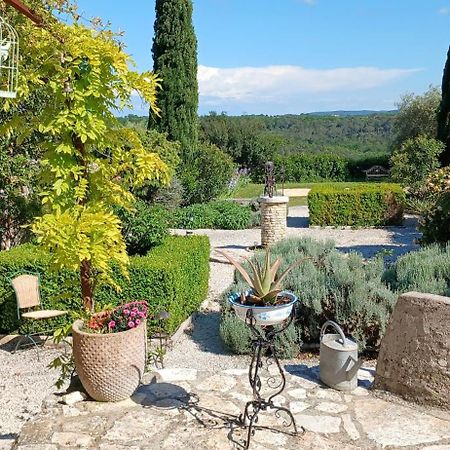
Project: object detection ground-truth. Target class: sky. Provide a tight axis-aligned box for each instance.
[75,0,450,116]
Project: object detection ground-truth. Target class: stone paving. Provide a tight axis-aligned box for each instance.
[12,364,450,450]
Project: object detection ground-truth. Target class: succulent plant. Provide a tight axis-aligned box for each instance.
[218,248,305,305]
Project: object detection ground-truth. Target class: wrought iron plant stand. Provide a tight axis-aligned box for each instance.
[239,307,302,449]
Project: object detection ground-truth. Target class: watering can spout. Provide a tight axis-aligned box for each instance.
[346,356,364,381]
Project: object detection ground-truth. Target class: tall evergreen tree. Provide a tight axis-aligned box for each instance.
[438,46,450,166]
[149,0,198,161]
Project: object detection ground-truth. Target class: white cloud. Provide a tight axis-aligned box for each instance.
[198,64,419,102]
[439,7,450,15]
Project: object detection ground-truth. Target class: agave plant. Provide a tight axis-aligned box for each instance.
[218,248,305,305]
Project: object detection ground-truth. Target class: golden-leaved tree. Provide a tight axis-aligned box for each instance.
[1,1,170,310]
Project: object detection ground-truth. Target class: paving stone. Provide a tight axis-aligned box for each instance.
[105,410,172,444]
[310,388,343,402]
[0,440,15,450]
[295,414,342,434]
[16,446,57,450]
[288,387,307,399]
[422,445,450,450]
[350,386,370,396]
[222,368,248,376]
[354,397,450,447]
[51,431,93,447]
[61,405,81,417]
[253,428,288,446]
[341,414,360,441]
[289,401,310,413]
[315,402,348,414]
[299,432,360,449]
[155,368,198,382]
[196,374,236,393]
[60,415,106,433]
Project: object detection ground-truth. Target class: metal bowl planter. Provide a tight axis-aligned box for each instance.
[72,319,147,402]
[228,290,298,326]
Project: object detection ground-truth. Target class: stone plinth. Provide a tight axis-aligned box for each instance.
[259,195,289,247]
[374,291,450,409]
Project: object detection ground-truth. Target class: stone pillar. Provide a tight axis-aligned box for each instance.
[374,291,450,409]
[259,196,289,247]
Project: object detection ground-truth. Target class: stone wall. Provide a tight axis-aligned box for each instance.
[259,196,289,247]
[374,291,450,409]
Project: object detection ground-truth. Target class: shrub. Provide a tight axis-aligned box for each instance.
[181,143,235,204]
[384,243,450,296]
[220,237,396,354]
[118,201,170,256]
[172,200,253,230]
[413,167,450,244]
[390,136,444,189]
[0,236,210,335]
[308,183,405,227]
[251,153,349,183]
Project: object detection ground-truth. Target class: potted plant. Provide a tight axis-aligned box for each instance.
[6,9,170,400]
[72,301,148,402]
[219,249,304,326]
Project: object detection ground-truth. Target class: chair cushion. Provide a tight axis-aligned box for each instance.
[22,310,67,320]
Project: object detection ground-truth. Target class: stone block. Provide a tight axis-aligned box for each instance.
[374,292,450,408]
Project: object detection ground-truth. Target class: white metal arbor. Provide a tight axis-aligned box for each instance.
[0,15,19,99]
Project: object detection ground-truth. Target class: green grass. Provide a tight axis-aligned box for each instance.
[289,196,308,207]
[233,182,382,199]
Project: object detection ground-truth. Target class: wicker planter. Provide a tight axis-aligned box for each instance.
[72,319,146,402]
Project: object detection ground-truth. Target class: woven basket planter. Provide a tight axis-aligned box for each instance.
[72,319,146,402]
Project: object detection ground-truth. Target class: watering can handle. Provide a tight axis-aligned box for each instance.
[320,320,346,345]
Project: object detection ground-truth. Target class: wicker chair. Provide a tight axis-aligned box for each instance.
[11,273,67,357]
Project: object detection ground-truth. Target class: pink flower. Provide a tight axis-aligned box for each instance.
[130,311,137,317]
[135,319,141,326]
[132,307,138,312]
[138,311,145,318]
[128,321,135,328]
[123,309,130,316]
[108,320,116,329]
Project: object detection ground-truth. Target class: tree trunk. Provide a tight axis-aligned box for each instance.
[80,259,93,311]
[73,134,93,311]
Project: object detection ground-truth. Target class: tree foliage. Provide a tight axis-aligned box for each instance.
[390,136,444,189]
[393,86,441,147]
[2,2,170,310]
[437,46,450,166]
[149,0,198,160]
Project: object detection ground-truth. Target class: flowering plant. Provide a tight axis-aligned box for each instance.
[85,301,148,334]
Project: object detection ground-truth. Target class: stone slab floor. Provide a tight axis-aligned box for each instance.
[12,364,450,450]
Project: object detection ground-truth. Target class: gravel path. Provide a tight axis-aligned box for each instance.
[0,205,420,444]
[0,338,63,445]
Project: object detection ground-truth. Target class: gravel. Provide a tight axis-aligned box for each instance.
[0,339,63,442]
[0,205,420,442]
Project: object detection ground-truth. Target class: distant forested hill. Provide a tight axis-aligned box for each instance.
[118,111,396,165]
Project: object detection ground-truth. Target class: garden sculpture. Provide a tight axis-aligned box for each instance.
[264,161,276,197]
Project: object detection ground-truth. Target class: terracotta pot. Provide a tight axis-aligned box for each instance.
[72,319,146,402]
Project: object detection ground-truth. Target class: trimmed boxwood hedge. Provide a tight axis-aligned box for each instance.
[308,183,405,227]
[0,236,210,335]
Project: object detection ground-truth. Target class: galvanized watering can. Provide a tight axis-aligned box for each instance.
[319,320,363,391]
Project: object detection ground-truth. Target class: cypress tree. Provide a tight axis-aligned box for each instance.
[437,46,450,166]
[149,0,198,161]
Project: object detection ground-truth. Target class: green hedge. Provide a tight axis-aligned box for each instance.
[252,153,349,183]
[308,183,405,227]
[0,236,210,335]
[172,200,254,230]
